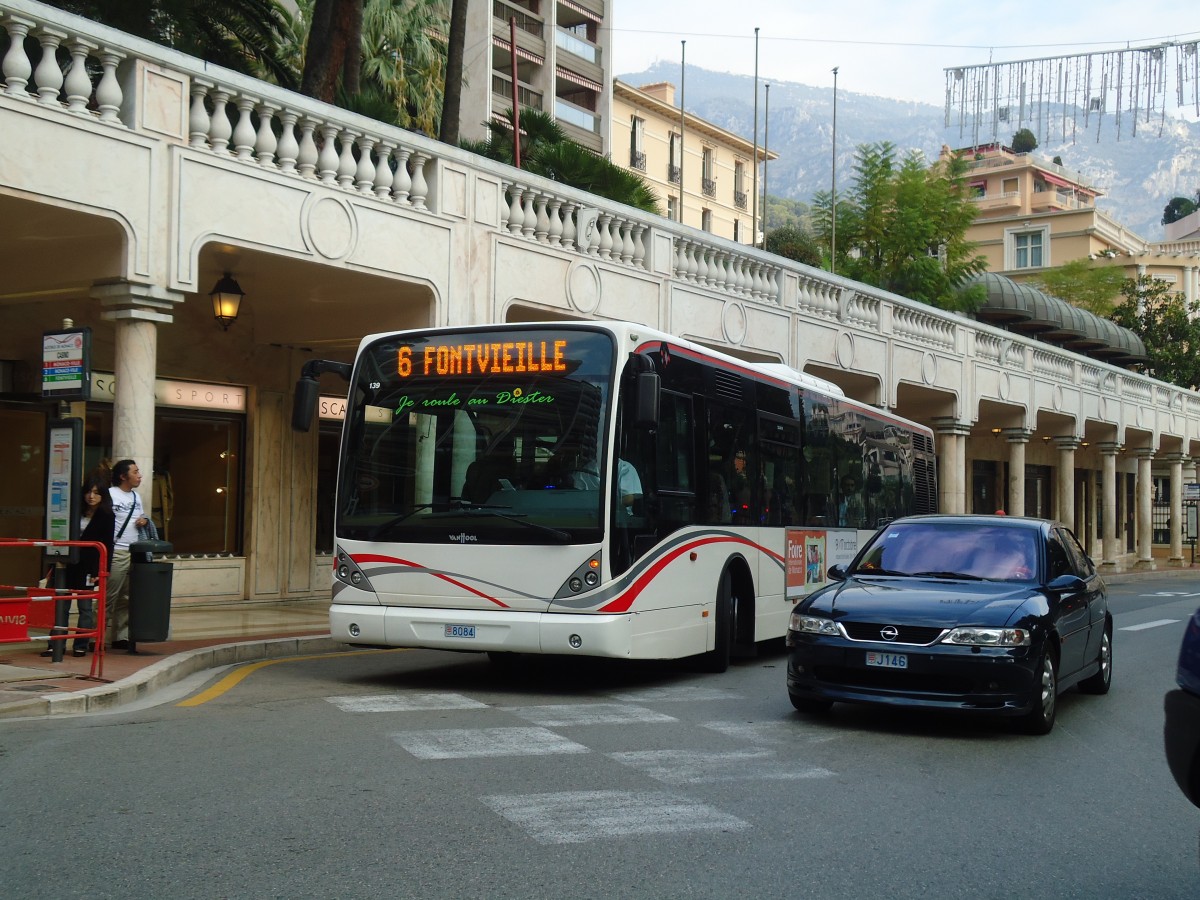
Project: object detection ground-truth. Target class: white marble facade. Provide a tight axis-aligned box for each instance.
[2,0,1199,604]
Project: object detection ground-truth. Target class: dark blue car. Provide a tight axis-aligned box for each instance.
[787,515,1112,735]
[1165,608,1200,807]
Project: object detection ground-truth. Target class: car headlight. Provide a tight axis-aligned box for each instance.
[788,612,840,636]
[941,626,1030,647]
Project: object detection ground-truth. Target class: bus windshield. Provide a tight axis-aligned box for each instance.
[336,326,615,544]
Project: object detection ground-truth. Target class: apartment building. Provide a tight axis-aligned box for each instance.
[944,143,1200,302]
[459,0,612,154]
[612,80,777,244]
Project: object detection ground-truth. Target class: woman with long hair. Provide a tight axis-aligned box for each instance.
[63,470,115,657]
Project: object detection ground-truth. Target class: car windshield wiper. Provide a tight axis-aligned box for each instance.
[852,567,909,576]
[460,506,572,543]
[913,570,985,581]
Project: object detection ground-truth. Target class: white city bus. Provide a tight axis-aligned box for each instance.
[293,321,936,671]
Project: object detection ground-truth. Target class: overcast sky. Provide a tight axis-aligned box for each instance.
[609,2,1200,113]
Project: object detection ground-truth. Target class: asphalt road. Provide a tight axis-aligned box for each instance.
[3,575,1199,899]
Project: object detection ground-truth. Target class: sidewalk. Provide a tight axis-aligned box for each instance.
[0,598,335,719]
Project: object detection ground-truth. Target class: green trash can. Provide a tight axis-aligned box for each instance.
[128,539,174,643]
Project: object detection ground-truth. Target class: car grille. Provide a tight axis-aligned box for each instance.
[841,622,946,645]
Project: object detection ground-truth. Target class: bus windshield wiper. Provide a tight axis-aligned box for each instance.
[461,506,572,543]
[369,504,437,539]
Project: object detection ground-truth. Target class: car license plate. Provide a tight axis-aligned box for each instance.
[444,624,476,639]
[866,651,907,669]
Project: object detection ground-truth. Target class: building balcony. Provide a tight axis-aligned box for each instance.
[970,191,1021,212]
[702,178,716,198]
[734,190,748,210]
[494,0,544,38]
[491,72,543,110]
[555,28,601,67]
[668,165,681,185]
[630,149,646,171]
[1031,190,1086,212]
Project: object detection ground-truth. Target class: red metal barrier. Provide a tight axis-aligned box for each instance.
[0,539,108,681]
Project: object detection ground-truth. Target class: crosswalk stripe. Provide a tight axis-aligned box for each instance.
[609,686,743,702]
[509,702,677,726]
[391,726,589,759]
[608,748,835,785]
[481,790,749,844]
[326,692,488,712]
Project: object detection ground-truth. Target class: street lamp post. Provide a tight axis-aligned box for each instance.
[831,66,838,275]
[752,27,759,248]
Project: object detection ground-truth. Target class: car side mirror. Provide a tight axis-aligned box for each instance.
[827,564,848,582]
[1046,574,1086,593]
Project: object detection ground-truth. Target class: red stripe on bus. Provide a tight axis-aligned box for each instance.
[598,535,782,614]
[351,554,510,608]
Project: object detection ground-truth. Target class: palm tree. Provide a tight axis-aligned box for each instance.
[464,107,660,214]
[277,0,447,134]
[41,0,297,89]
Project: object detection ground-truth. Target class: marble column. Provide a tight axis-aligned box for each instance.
[933,420,969,514]
[1098,443,1120,568]
[1165,453,1186,566]
[93,280,180,512]
[1134,449,1156,570]
[1054,437,1080,531]
[1004,428,1033,517]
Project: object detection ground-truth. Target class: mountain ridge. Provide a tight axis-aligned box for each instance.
[620,62,1200,241]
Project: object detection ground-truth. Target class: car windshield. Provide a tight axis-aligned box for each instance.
[852,521,1040,581]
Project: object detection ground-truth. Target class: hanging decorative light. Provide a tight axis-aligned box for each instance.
[210,273,244,330]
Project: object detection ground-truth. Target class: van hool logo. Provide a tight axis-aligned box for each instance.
[448,533,478,543]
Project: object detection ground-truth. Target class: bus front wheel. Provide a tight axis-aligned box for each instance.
[697,570,735,673]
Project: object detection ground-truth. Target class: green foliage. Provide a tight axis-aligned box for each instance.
[1162,195,1199,226]
[272,0,447,133]
[1033,259,1126,316]
[764,195,813,232]
[1110,276,1200,389]
[765,225,822,267]
[42,0,297,89]
[465,108,660,214]
[810,142,987,311]
[1011,128,1038,153]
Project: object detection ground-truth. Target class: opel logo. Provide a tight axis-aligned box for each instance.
[880,625,900,641]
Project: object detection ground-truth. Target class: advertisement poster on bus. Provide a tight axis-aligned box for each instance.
[786,528,860,599]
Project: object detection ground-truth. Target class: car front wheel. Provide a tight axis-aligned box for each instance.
[1018,649,1058,735]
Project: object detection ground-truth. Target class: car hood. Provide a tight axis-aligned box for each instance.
[809,576,1037,626]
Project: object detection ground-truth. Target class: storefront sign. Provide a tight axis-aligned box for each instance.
[91,374,246,412]
[42,328,91,400]
[319,396,391,423]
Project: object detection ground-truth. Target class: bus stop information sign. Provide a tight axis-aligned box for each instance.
[42,328,91,401]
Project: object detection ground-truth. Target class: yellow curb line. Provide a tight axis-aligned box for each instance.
[176,648,409,707]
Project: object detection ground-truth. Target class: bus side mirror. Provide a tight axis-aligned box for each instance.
[634,371,660,427]
[292,377,320,432]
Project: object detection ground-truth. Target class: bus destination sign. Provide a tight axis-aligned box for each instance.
[399,340,569,378]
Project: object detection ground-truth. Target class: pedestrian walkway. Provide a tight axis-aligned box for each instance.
[0,597,334,719]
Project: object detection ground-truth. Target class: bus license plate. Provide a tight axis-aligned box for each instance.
[866,651,907,669]
[444,624,476,639]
